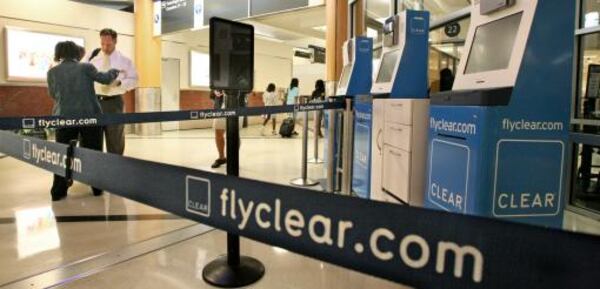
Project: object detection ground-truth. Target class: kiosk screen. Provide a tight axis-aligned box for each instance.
[339,64,352,89]
[465,12,523,74]
[376,50,401,83]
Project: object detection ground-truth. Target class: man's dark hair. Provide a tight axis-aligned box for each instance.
[100,28,118,40]
[54,41,81,62]
[266,83,276,93]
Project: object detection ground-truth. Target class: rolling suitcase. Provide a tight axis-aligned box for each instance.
[279,117,295,138]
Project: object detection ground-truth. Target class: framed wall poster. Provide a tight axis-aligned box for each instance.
[4,27,85,82]
[190,50,210,87]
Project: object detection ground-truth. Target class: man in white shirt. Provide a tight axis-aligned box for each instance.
[90,28,138,155]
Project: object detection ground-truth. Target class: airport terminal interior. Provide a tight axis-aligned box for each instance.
[1,0,600,288]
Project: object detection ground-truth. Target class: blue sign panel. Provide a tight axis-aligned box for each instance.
[427,139,469,213]
[352,101,372,199]
[493,140,564,218]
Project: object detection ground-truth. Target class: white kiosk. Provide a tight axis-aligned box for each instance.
[368,10,429,205]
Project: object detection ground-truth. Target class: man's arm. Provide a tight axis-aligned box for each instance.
[118,56,138,91]
[84,63,119,85]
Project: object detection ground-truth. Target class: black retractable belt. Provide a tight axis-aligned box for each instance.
[65,139,77,187]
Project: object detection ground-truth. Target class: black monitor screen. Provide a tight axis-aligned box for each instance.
[464,12,523,74]
[376,50,401,83]
[210,17,254,90]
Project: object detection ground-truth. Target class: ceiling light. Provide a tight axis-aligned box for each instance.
[312,25,327,33]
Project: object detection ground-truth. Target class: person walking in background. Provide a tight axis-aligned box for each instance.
[89,28,138,155]
[211,90,227,168]
[286,78,300,136]
[47,41,120,201]
[311,79,326,138]
[286,78,299,105]
[440,68,455,92]
[262,83,278,135]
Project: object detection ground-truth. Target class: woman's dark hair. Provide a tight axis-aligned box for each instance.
[54,41,81,62]
[290,78,299,89]
[314,79,325,93]
[78,46,86,61]
[266,83,276,92]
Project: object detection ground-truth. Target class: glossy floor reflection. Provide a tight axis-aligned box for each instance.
[60,230,411,289]
[0,124,326,287]
[0,155,193,286]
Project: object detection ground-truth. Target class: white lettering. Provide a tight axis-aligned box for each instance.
[337,221,354,249]
[308,215,334,245]
[285,209,305,237]
[255,203,272,229]
[370,228,395,261]
[532,194,542,208]
[521,193,530,208]
[436,242,484,283]
[274,199,282,232]
[498,194,508,209]
[220,189,228,217]
[237,199,254,230]
[545,193,555,208]
[399,235,430,269]
[230,189,237,220]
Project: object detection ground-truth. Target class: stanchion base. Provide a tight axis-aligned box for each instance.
[290,178,319,187]
[307,158,324,164]
[202,255,265,288]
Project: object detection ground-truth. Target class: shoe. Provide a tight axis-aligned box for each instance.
[292,131,299,136]
[51,193,66,202]
[261,127,267,136]
[272,130,277,135]
[211,158,227,168]
[92,188,103,197]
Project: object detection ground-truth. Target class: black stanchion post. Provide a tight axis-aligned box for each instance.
[202,90,265,288]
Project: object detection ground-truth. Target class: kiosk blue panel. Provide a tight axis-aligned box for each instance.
[390,10,429,99]
[425,0,573,228]
[352,97,372,199]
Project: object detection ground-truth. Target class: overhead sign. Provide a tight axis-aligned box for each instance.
[154,0,204,36]
[444,22,461,38]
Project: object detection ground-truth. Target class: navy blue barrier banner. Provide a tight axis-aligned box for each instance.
[1,130,599,289]
[0,102,344,130]
[0,132,68,175]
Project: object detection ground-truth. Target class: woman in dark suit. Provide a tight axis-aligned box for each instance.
[47,41,119,201]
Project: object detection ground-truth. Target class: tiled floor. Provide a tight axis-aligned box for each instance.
[1,124,599,289]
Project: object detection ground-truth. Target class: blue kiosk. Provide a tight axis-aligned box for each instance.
[336,36,373,199]
[352,10,430,203]
[324,35,372,193]
[425,0,574,228]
